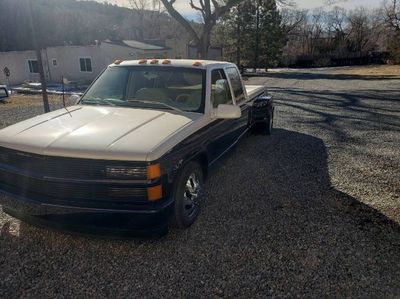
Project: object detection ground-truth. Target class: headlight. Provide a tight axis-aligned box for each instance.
[105,164,161,180]
[105,166,147,179]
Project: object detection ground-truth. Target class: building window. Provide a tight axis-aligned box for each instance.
[28,60,39,74]
[52,59,58,67]
[79,57,92,72]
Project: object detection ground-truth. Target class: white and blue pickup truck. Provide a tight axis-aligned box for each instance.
[0,59,273,236]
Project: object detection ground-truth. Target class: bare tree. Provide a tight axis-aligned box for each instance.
[160,0,244,58]
[329,6,347,33]
[281,8,307,35]
[129,0,165,40]
[385,0,400,30]
[347,8,372,53]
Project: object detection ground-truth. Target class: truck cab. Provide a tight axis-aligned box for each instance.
[0,59,273,236]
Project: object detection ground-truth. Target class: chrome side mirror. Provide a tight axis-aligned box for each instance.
[215,104,241,119]
[215,79,229,91]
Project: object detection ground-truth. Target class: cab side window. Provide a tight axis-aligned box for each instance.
[226,67,245,103]
[211,69,233,108]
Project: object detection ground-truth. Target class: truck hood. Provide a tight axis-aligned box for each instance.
[0,105,202,161]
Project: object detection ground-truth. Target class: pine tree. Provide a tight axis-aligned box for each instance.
[215,0,284,68]
[258,0,284,67]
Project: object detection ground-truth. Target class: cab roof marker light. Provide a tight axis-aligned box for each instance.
[193,61,202,67]
[138,59,147,64]
[161,59,171,65]
[150,59,159,65]
[113,59,123,65]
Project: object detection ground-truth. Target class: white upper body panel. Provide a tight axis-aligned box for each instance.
[0,106,206,161]
[0,60,267,162]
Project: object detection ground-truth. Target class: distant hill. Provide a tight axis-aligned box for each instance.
[0,0,187,52]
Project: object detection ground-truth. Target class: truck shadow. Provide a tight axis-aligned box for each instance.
[0,129,399,297]
[200,128,400,295]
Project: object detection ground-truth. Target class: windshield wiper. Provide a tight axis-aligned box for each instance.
[127,99,183,112]
[81,98,116,107]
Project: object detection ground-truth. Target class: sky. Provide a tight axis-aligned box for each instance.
[295,0,383,10]
[99,0,384,16]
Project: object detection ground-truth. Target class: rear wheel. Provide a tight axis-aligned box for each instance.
[252,111,273,136]
[171,161,204,229]
[265,114,273,135]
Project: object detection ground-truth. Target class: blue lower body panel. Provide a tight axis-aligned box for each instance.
[0,190,173,238]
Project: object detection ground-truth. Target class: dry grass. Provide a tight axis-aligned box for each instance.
[329,65,400,78]
[1,94,65,108]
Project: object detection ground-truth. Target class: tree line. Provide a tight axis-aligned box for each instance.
[0,0,188,52]
[0,0,399,67]
[212,0,400,67]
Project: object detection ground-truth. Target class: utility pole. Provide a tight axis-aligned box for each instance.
[27,0,50,113]
[254,0,260,71]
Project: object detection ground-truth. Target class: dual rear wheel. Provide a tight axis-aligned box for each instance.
[252,111,273,136]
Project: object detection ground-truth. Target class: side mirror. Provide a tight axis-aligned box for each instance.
[0,87,9,99]
[68,94,80,106]
[215,104,241,119]
[215,79,229,91]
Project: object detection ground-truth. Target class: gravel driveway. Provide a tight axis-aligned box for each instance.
[0,69,399,298]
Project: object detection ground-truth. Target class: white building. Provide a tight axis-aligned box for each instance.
[0,40,170,86]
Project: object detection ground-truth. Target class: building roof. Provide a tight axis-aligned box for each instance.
[104,40,168,51]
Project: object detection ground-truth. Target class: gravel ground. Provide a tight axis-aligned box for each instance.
[0,69,399,298]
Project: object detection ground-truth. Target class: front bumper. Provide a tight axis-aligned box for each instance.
[0,190,174,238]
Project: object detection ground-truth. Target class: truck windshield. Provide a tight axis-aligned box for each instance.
[80,66,206,113]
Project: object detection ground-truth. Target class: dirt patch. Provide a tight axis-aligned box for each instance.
[328,65,400,78]
[0,94,65,108]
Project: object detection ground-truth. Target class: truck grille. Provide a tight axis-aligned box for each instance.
[0,147,147,180]
[0,147,150,206]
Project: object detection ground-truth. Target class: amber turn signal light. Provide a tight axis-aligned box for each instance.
[150,59,159,64]
[162,59,171,65]
[193,61,202,66]
[113,59,123,65]
[147,185,162,201]
[147,164,161,180]
[138,59,147,64]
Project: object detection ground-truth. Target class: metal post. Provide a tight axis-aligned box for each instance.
[27,0,50,113]
[62,76,65,107]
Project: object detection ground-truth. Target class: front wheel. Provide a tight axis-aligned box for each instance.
[171,161,204,229]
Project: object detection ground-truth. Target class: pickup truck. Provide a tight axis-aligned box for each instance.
[0,59,273,236]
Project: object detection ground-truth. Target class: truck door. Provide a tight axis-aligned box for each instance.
[207,68,238,163]
[225,66,250,140]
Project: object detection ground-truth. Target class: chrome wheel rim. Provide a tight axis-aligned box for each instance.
[183,172,201,218]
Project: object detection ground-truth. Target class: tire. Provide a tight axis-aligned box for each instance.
[265,114,273,135]
[171,161,204,229]
[252,112,273,136]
